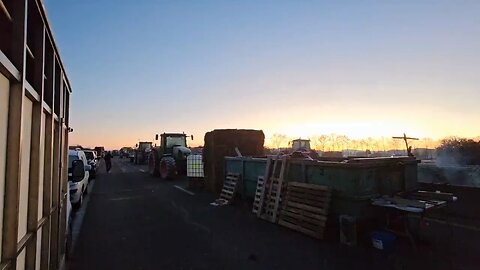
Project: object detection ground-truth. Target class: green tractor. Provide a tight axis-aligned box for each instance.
[148,133,193,179]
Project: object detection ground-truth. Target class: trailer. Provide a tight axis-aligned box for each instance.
[1,1,73,269]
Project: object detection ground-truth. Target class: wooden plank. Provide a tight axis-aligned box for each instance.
[0,50,21,81]
[287,186,330,196]
[26,102,43,269]
[221,189,234,195]
[3,86,25,266]
[285,191,331,204]
[284,196,330,211]
[223,181,236,188]
[0,0,12,21]
[224,178,237,184]
[280,209,327,226]
[49,117,61,269]
[220,194,232,200]
[287,191,330,201]
[286,190,331,202]
[222,184,235,190]
[285,201,328,215]
[26,23,45,267]
[281,206,327,222]
[288,182,330,191]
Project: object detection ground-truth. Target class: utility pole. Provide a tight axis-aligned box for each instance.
[392,133,419,156]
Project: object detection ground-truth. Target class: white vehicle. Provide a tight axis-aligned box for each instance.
[83,149,98,180]
[68,150,91,210]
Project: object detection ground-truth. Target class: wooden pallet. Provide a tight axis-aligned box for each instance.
[213,173,240,206]
[278,182,332,240]
[252,176,265,214]
[261,177,286,220]
[257,156,288,222]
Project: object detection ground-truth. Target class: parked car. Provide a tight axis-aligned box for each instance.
[68,150,91,210]
[83,149,97,180]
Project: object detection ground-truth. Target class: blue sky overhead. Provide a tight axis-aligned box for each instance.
[44,0,480,148]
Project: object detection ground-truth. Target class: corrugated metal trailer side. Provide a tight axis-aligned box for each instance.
[1,0,72,269]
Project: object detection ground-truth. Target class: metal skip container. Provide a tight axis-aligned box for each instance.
[225,156,419,219]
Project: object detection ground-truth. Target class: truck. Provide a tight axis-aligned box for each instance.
[94,146,105,158]
[0,1,73,267]
[148,133,193,179]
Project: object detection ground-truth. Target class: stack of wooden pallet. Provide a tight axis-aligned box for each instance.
[213,172,240,206]
[278,182,332,240]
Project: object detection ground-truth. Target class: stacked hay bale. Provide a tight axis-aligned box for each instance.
[203,129,265,193]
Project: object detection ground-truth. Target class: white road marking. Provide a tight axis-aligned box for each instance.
[173,185,195,196]
[139,169,146,173]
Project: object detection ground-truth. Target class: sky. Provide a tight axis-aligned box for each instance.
[44,0,480,149]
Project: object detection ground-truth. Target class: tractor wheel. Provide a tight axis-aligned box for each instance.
[160,156,177,180]
[148,151,159,176]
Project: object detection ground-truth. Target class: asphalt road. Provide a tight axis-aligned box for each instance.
[67,157,394,270]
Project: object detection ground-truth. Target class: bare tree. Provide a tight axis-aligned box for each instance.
[312,135,328,151]
[328,134,339,151]
[336,135,350,151]
[270,133,288,149]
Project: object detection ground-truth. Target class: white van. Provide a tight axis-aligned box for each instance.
[68,149,91,209]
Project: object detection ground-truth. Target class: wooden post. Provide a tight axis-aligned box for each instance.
[26,20,45,270]
[40,112,53,270]
[2,1,28,269]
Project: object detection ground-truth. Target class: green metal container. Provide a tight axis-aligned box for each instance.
[225,156,419,219]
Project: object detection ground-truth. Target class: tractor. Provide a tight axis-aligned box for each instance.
[134,141,152,164]
[148,133,193,179]
[289,138,320,159]
[291,138,311,152]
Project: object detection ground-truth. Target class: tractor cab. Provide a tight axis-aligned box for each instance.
[291,139,311,152]
[157,133,190,154]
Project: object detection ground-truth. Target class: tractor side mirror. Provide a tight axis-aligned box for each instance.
[155,134,159,140]
[71,160,85,182]
[135,144,138,148]
[191,135,194,140]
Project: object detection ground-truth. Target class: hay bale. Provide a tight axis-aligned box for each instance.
[203,129,265,193]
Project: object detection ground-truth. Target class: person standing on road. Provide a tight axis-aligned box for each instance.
[104,151,113,173]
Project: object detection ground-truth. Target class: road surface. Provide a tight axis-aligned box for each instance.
[68,157,395,270]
